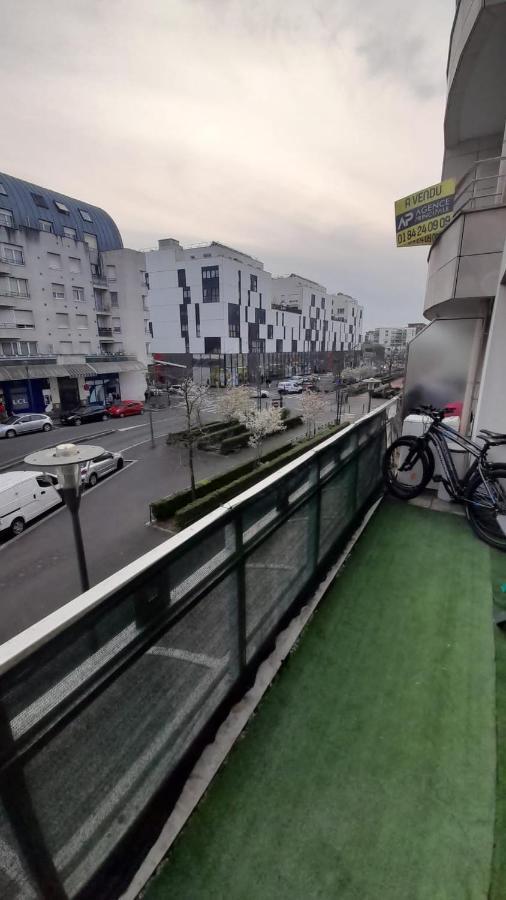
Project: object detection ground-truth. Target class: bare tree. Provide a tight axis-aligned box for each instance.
[300,390,327,438]
[238,406,285,465]
[216,385,252,422]
[178,378,210,498]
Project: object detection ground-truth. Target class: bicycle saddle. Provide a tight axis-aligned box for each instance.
[478,429,506,445]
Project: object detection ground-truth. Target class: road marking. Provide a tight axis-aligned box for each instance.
[147,646,224,669]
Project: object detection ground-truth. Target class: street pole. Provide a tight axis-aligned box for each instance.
[62,487,89,592]
[367,388,372,414]
[149,404,155,448]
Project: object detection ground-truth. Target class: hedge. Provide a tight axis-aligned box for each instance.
[150,435,299,520]
[220,414,302,453]
[198,422,246,449]
[166,421,222,445]
[174,423,345,529]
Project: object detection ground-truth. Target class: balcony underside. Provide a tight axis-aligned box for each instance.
[146,500,502,900]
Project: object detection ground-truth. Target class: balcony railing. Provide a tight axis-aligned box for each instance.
[0,398,399,899]
[453,155,506,214]
[91,272,107,285]
[98,326,113,337]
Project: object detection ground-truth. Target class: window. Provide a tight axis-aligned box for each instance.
[238,269,241,303]
[177,268,186,288]
[276,339,283,353]
[79,341,91,353]
[112,317,121,333]
[0,243,24,264]
[0,208,14,227]
[0,183,7,196]
[202,265,219,280]
[321,297,325,307]
[204,336,221,354]
[110,291,119,307]
[54,200,70,214]
[255,307,266,325]
[267,324,273,339]
[106,265,116,281]
[0,340,37,356]
[250,274,258,292]
[68,257,81,274]
[76,314,88,329]
[72,286,85,302]
[311,294,315,306]
[179,305,188,337]
[39,219,54,233]
[31,192,48,208]
[0,276,29,297]
[83,233,97,251]
[47,252,62,269]
[52,283,65,299]
[292,339,297,353]
[183,286,191,302]
[79,209,93,222]
[64,226,77,239]
[195,303,200,338]
[59,341,73,353]
[56,312,69,328]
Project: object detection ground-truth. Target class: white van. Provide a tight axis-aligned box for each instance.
[278,380,303,394]
[0,471,62,536]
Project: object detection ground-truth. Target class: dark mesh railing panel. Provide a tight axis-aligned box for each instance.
[0,400,397,899]
[244,496,316,662]
[20,573,237,896]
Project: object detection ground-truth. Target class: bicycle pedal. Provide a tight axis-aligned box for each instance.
[433,475,442,483]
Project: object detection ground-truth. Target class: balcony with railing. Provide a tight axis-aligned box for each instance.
[97,326,113,339]
[424,155,506,316]
[2,399,504,899]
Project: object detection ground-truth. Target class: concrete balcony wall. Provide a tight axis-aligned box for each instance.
[446,1,506,148]
[424,206,506,317]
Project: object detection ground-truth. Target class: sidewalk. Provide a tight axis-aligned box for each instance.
[145,502,496,900]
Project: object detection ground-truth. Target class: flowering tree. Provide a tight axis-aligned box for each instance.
[178,378,211,497]
[238,406,286,464]
[300,390,327,438]
[216,386,252,422]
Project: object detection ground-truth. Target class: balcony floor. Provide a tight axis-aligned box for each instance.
[146,501,501,900]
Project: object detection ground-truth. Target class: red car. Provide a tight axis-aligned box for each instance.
[107,400,144,418]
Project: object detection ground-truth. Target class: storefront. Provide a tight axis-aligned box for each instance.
[0,377,48,414]
[84,373,121,405]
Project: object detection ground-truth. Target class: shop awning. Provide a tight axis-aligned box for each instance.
[0,363,97,380]
[88,360,147,374]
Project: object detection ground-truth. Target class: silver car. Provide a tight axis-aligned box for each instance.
[0,414,53,439]
[80,450,124,487]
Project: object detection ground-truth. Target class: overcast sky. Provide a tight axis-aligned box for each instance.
[1,0,454,327]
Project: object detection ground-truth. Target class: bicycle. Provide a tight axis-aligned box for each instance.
[383,404,506,550]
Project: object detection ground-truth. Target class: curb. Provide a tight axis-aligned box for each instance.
[0,428,115,473]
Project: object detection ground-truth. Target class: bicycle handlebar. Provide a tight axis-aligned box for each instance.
[410,404,446,421]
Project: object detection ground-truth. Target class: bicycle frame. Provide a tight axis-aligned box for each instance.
[415,419,502,510]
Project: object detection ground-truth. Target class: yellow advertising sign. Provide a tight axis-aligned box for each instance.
[395,178,456,248]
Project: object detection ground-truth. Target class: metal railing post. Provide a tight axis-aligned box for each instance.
[234,514,247,676]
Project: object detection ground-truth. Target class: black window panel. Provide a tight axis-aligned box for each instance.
[248,323,259,341]
[311,294,315,306]
[183,286,191,302]
[31,192,48,208]
[238,269,241,303]
[203,286,219,302]
[267,324,273,339]
[195,303,200,337]
[259,292,262,307]
[316,308,320,319]
[292,340,297,352]
[177,269,186,288]
[179,305,188,336]
[321,297,325,307]
[250,274,258,292]
[305,329,311,341]
[202,266,219,279]
[276,339,283,353]
[255,308,266,325]
[204,336,221,354]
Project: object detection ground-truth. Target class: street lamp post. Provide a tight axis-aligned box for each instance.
[25,443,104,593]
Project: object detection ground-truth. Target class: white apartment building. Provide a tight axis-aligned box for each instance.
[147,239,363,379]
[0,173,148,414]
[365,327,407,350]
[406,323,425,343]
[404,0,506,437]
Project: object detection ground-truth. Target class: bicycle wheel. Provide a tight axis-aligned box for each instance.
[466,465,506,551]
[383,437,434,500]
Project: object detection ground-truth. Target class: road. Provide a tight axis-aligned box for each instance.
[0,384,383,644]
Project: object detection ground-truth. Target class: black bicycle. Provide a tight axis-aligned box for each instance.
[383,404,506,550]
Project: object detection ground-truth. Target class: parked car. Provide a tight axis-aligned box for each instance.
[0,470,61,535]
[250,389,270,399]
[278,380,303,394]
[168,385,184,396]
[0,413,53,439]
[81,450,124,487]
[61,404,109,426]
[107,400,144,418]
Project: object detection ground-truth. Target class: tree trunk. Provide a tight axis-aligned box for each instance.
[188,437,196,499]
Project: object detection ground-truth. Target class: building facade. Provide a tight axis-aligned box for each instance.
[0,173,148,414]
[405,0,506,435]
[406,323,425,343]
[364,327,407,350]
[147,239,363,381]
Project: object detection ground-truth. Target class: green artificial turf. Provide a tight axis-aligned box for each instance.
[146,503,496,900]
[489,545,506,900]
